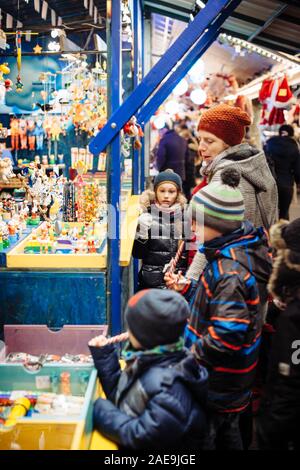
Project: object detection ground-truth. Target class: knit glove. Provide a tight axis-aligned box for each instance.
[186,251,208,281]
[136,212,152,240]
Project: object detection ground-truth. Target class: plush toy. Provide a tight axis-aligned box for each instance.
[123,116,144,150]
[34,120,46,150]
[10,118,20,151]
[27,119,36,151]
[19,119,28,150]
[0,158,15,183]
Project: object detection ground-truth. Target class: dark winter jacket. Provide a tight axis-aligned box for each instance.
[89,344,208,450]
[264,136,300,188]
[156,130,188,180]
[133,190,189,289]
[267,221,300,389]
[184,222,273,413]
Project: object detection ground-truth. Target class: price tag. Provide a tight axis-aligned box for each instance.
[35,375,51,389]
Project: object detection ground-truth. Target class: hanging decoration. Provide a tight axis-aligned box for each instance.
[0,62,12,103]
[259,75,294,126]
[15,31,24,92]
[33,44,43,54]
[123,116,144,150]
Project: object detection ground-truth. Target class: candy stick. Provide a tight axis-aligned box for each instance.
[163,240,185,274]
[106,332,129,344]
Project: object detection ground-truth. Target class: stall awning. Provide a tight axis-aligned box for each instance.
[143,0,300,55]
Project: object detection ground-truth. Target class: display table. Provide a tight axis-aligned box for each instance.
[0,195,139,337]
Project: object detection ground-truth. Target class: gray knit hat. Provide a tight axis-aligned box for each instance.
[189,168,245,233]
[125,289,189,349]
[154,169,182,192]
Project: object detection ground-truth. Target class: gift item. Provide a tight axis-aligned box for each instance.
[0,158,15,183]
[10,118,20,150]
[27,119,36,151]
[21,221,106,256]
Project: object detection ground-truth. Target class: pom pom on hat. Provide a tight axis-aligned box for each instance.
[220,168,241,188]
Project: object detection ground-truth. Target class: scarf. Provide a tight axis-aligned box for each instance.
[121,337,185,362]
[154,202,182,214]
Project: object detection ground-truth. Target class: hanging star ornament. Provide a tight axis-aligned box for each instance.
[15,75,24,93]
[33,44,43,54]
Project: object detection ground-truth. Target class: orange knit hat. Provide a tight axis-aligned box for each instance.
[198,104,251,146]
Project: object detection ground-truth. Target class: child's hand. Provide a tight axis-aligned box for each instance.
[164,271,190,292]
[88,335,109,348]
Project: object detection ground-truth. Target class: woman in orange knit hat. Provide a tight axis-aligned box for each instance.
[186,103,278,282]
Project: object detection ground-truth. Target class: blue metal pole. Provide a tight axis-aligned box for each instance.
[136,0,242,124]
[107,0,121,335]
[89,0,238,155]
[140,2,145,193]
[133,0,140,196]
[133,0,143,293]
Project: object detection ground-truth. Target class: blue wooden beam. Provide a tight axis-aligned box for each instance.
[140,2,145,193]
[133,0,143,293]
[136,0,242,124]
[89,0,239,155]
[133,0,142,195]
[107,0,122,336]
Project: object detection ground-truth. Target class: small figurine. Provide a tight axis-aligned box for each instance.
[0,158,15,183]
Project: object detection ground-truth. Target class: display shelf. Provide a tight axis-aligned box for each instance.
[0,270,107,335]
[120,195,140,267]
[0,177,23,190]
[6,222,107,269]
[0,364,97,450]
[0,225,37,267]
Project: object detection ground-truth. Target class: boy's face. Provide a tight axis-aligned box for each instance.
[155,183,178,207]
[198,130,229,162]
[191,219,222,242]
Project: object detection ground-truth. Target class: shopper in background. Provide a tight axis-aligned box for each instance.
[186,103,278,285]
[264,124,300,220]
[89,289,208,450]
[257,218,300,450]
[165,169,272,450]
[132,169,189,289]
[177,122,198,200]
[155,118,189,182]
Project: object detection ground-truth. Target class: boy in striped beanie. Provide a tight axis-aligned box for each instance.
[165,168,272,449]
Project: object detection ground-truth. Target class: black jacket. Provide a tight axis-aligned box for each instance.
[89,344,208,450]
[264,136,300,187]
[156,130,188,180]
[267,240,300,389]
[133,193,189,289]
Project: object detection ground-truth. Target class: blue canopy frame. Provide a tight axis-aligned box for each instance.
[98,0,242,334]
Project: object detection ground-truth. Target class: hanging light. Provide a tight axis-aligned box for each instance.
[51,29,60,39]
[173,79,189,96]
[48,41,60,51]
[190,88,207,105]
[165,100,180,115]
[152,115,166,130]
[188,58,205,78]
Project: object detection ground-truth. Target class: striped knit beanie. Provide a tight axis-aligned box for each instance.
[189,168,245,234]
[198,104,251,146]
